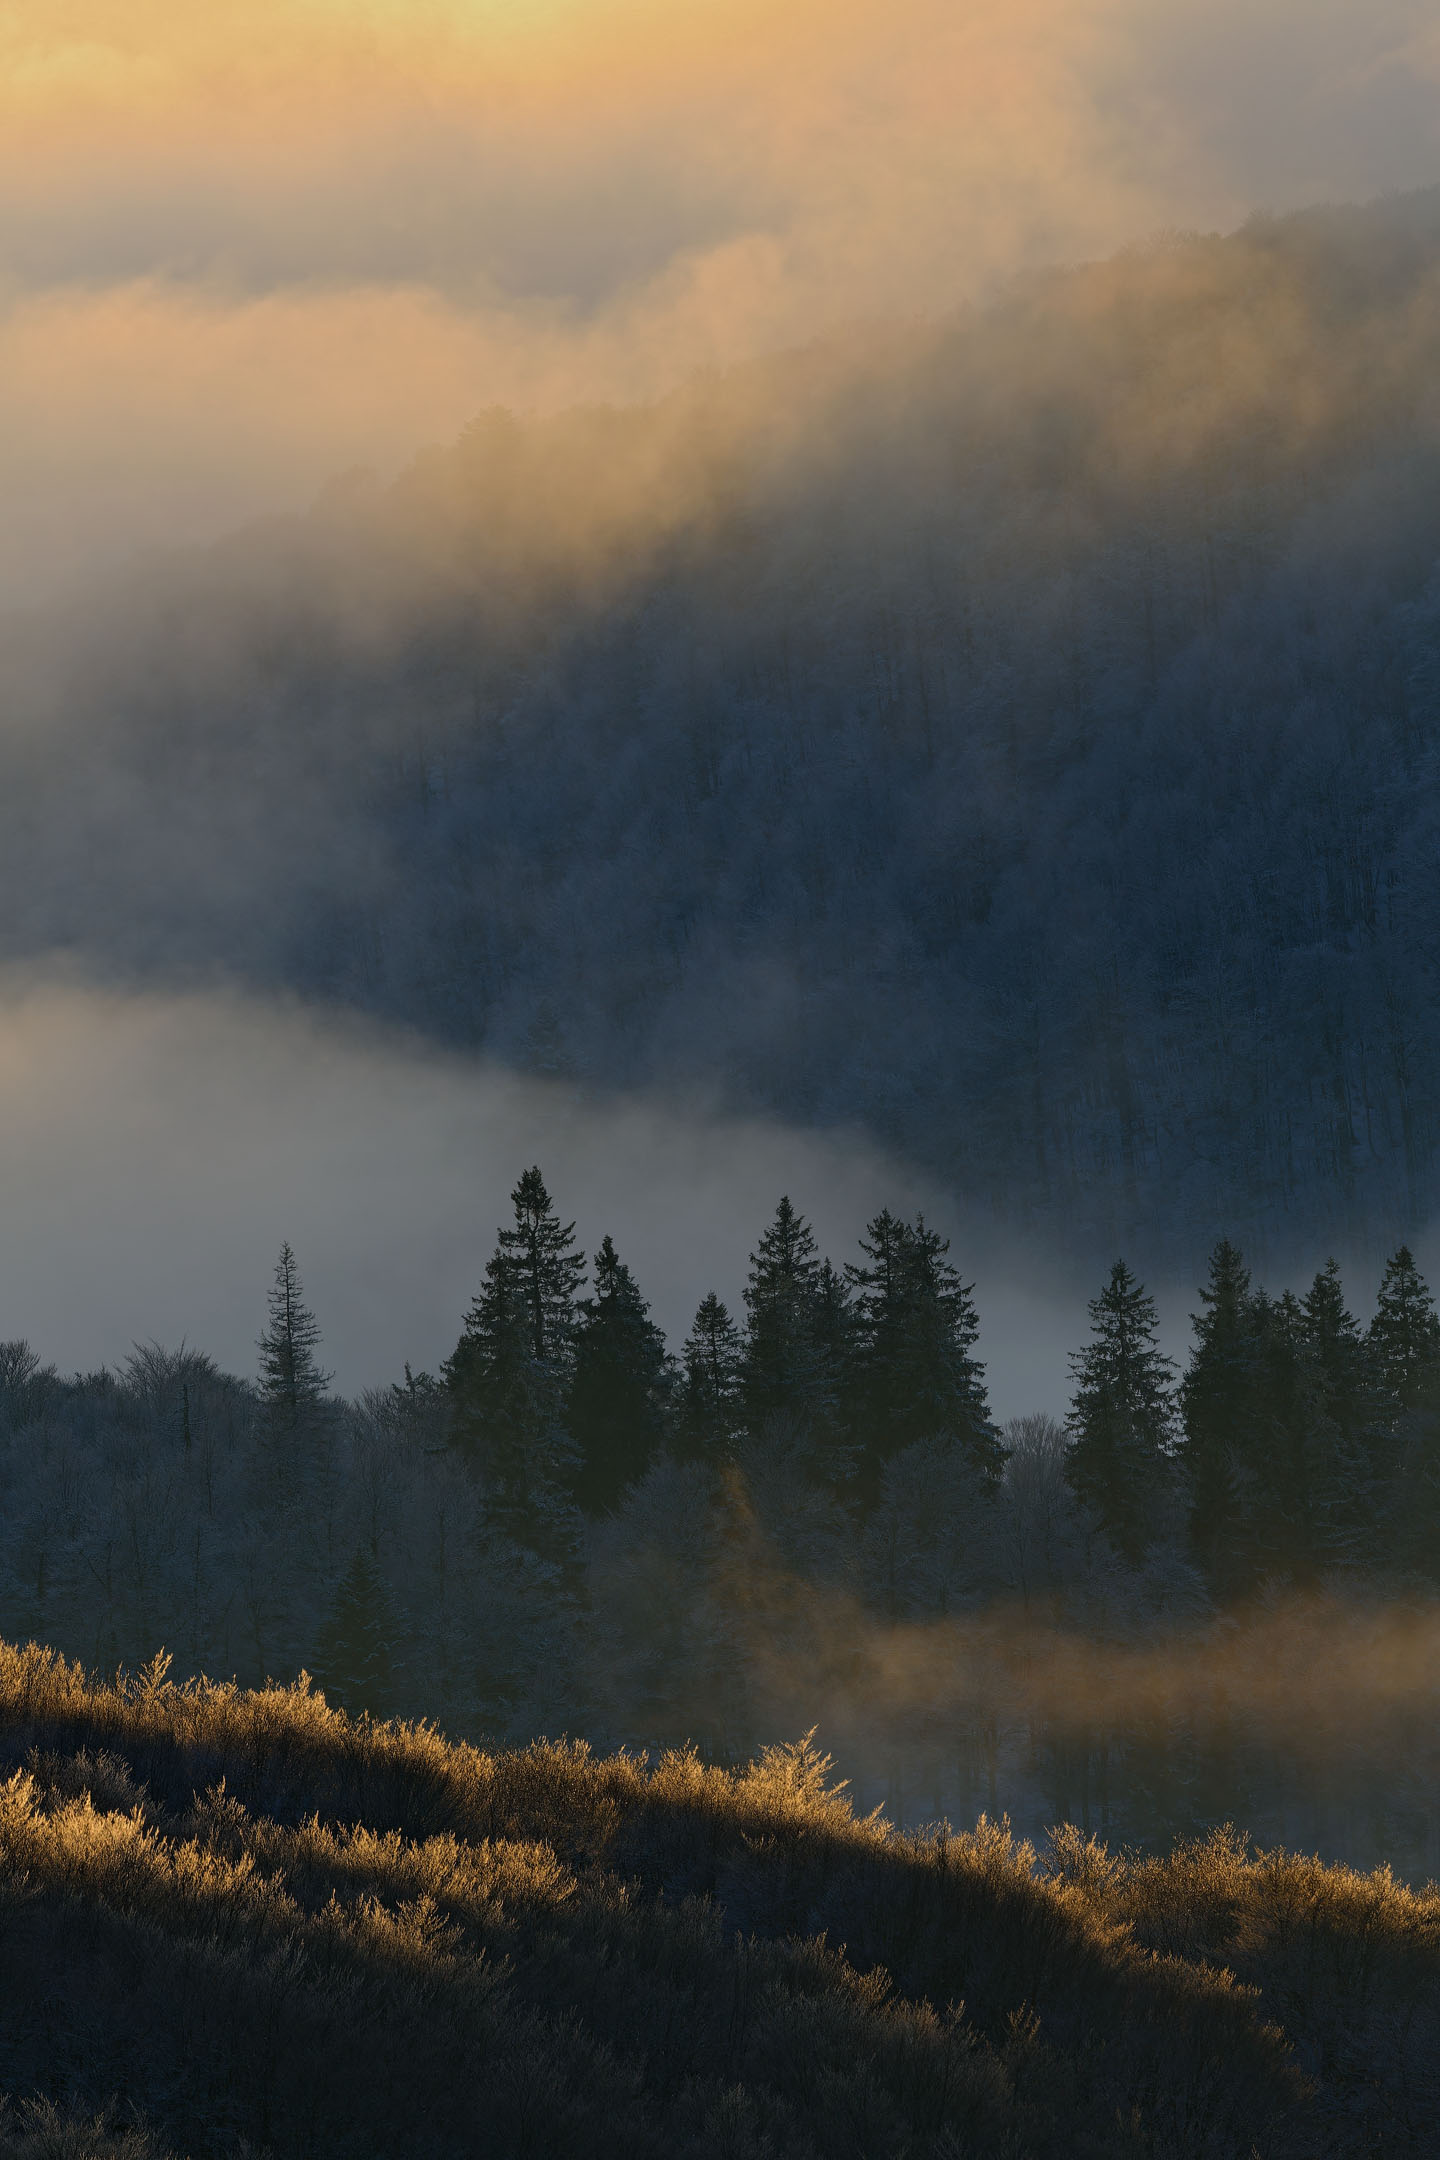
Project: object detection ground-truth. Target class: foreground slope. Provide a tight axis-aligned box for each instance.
[0,1643,1436,2156]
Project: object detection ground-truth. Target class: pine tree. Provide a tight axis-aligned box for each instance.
[569,1235,672,1514]
[1245,1289,1346,1581]
[1300,1260,1376,1559]
[1368,1246,1440,1575]
[677,1293,745,1464]
[741,1196,827,1435]
[1065,1260,1176,1562]
[256,1243,331,1433]
[316,1545,396,1719]
[846,1209,1001,1499]
[1180,1240,1261,1592]
[444,1167,582,1562]
[1368,1246,1440,1419]
[499,1165,586,1365]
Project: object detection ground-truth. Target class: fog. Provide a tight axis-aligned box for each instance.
[0,976,1086,1415]
[4,0,1440,601]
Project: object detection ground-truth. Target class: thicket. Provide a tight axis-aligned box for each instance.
[1,1638,1438,2158]
[3,1173,1440,1870]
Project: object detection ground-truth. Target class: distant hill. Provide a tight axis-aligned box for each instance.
[2,1636,1438,2156]
[9,188,1440,1263]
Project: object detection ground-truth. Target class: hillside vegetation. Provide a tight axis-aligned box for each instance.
[9,191,1440,1259]
[0,1638,1436,2158]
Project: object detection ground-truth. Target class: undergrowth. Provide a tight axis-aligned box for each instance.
[0,1640,1435,2157]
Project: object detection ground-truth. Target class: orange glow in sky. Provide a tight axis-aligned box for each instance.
[2,0,1438,601]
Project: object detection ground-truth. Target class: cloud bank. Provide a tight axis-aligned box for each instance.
[0,978,1084,1414]
[3,0,1440,599]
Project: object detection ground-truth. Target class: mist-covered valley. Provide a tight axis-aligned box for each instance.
[11,4,1440,2143]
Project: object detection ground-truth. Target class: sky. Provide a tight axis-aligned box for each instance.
[3,0,1440,602]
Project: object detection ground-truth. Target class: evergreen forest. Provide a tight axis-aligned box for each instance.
[5,1170,1440,1883]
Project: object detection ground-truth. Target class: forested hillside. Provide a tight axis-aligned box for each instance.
[7,189,1440,1262]
[6,1172,1440,1876]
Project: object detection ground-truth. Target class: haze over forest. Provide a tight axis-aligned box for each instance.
[10,11,1440,2149]
[5,1,1440,1369]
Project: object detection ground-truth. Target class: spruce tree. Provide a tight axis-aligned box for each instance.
[1368,1246,1440,1420]
[741,1196,827,1434]
[1300,1260,1377,1559]
[1368,1246,1440,1574]
[846,1209,1001,1499]
[499,1165,586,1364]
[256,1242,331,1433]
[1180,1240,1261,1593]
[569,1235,672,1514]
[1065,1260,1176,1562]
[444,1168,582,1562]
[677,1293,745,1464]
[1245,1289,1346,1581]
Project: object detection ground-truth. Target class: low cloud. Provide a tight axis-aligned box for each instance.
[0,977,1082,1413]
[3,0,1440,600]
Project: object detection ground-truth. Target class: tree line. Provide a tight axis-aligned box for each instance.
[5,1174,1440,1859]
[252,1164,1440,1595]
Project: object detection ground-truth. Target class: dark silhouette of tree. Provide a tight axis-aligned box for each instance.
[847,1209,1000,1501]
[678,1293,744,1463]
[445,1169,581,1561]
[741,1196,828,1436]
[1368,1246,1440,1576]
[569,1235,671,1513]
[1066,1260,1176,1562]
[499,1166,586,1366]
[256,1243,331,1434]
[1241,1289,1351,1581]
[1369,1246,1440,1419]
[1180,1240,1262,1592]
[1300,1260,1378,1560]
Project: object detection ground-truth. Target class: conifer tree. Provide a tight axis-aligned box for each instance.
[1180,1240,1262,1592]
[1368,1246,1440,1420]
[1065,1260,1176,1562]
[1244,1288,1347,1581]
[569,1235,671,1514]
[678,1293,744,1463]
[444,1168,582,1562]
[1300,1260,1377,1556]
[1368,1246,1440,1574]
[846,1209,1001,1499]
[741,1196,828,1434]
[316,1545,396,1719]
[499,1165,586,1365]
[256,1242,331,1433]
